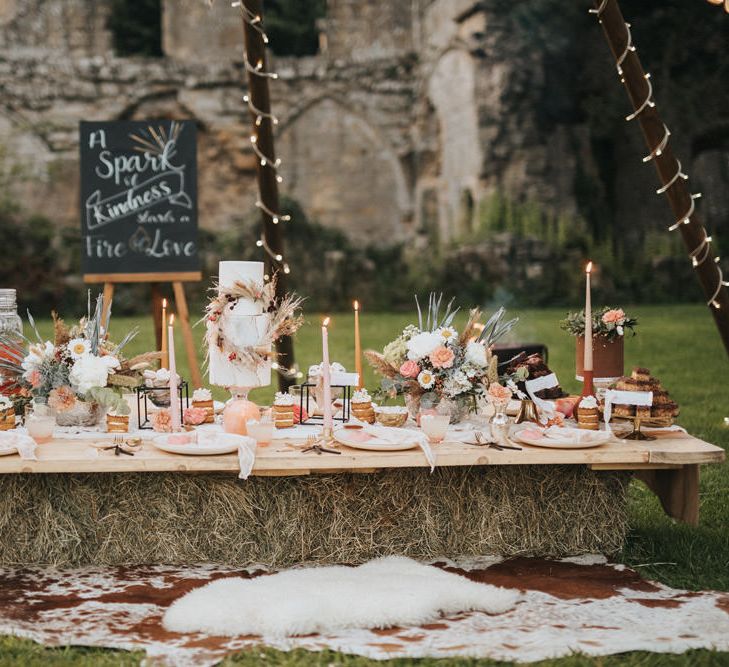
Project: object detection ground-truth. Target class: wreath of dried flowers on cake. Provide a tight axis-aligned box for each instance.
[203,275,304,373]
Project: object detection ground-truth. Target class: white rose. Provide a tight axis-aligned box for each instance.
[465,341,489,367]
[69,355,120,395]
[406,331,441,361]
[21,341,55,374]
[617,325,624,336]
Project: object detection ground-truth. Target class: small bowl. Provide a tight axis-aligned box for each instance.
[374,407,408,428]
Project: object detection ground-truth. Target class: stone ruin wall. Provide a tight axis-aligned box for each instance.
[2,0,724,258]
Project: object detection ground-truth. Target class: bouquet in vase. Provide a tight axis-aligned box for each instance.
[0,295,158,425]
[365,294,518,422]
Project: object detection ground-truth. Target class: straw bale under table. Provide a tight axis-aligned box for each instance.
[0,466,629,566]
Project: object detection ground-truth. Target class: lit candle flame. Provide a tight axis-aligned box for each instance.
[162,298,167,308]
[353,300,359,311]
[586,261,593,274]
[169,314,175,326]
[323,317,330,327]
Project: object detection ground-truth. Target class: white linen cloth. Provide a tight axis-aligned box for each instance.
[0,430,37,459]
[524,373,560,423]
[603,389,653,432]
[360,423,436,472]
[196,430,257,480]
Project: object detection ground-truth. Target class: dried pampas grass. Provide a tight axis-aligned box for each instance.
[0,467,629,567]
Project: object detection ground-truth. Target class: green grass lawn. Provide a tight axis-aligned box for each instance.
[4,303,729,666]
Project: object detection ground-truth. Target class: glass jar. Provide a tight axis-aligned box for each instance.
[0,289,23,395]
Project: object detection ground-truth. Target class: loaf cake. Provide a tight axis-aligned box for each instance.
[611,367,679,420]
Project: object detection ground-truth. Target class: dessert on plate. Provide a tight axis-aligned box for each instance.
[351,388,375,424]
[272,392,296,429]
[191,387,215,424]
[576,395,600,431]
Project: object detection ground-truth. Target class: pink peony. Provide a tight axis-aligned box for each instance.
[151,409,172,432]
[487,382,512,401]
[399,360,420,378]
[602,309,626,325]
[183,406,208,426]
[429,346,455,369]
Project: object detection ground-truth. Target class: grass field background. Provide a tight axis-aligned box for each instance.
[5,303,729,665]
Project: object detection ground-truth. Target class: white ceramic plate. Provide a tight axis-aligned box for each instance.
[512,425,612,449]
[152,434,240,456]
[334,429,419,452]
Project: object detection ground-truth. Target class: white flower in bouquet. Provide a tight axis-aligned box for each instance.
[417,369,436,389]
[464,340,489,367]
[21,341,56,377]
[69,354,120,395]
[444,370,471,398]
[406,331,442,361]
[436,326,458,345]
[67,337,91,360]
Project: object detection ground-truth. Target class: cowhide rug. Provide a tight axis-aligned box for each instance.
[0,555,728,666]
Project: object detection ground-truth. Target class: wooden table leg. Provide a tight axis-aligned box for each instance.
[635,464,699,525]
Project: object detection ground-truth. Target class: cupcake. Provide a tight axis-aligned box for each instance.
[576,395,600,431]
[0,395,15,431]
[351,388,375,424]
[272,392,296,429]
[106,411,130,433]
[191,387,215,424]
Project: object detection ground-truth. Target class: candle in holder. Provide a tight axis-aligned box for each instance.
[321,317,333,435]
[582,261,594,397]
[160,298,168,369]
[353,300,363,389]
[168,314,181,431]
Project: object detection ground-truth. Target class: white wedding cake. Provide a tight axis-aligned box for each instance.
[208,261,272,389]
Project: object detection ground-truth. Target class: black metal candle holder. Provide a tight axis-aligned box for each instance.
[135,382,189,430]
[298,382,352,424]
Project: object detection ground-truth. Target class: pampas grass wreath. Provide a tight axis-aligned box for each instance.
[0,466,629,567]
[163,556,520,637]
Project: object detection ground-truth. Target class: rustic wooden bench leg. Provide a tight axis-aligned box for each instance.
[635,464,699,525]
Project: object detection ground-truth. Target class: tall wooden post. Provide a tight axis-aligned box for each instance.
[239,0,295,390]
[592,0,729,357]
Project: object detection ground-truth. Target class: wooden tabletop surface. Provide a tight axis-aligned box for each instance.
[0,428,724,476]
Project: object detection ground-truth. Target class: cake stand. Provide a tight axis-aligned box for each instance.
[611,415,673,441]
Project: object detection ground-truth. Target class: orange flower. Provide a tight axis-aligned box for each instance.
[601,309,625,325]
[48,386,77,412]
[429,346,455,369]
[487,382,512,401]
[152,409,172,432]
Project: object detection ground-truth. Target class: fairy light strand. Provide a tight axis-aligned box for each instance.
[589,2,727,311]
[235,0,292,286]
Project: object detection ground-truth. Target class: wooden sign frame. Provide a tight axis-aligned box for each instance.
[85,272,203,389]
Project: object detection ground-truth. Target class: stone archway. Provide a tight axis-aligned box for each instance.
[276,98,411,245]
[427,48,482,240]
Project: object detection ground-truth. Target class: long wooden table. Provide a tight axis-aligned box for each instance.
[0,429,724,525]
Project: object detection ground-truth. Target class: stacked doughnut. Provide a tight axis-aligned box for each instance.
[612,367,679,420]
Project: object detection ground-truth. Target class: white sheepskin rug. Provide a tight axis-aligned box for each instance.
[162,556,519,637]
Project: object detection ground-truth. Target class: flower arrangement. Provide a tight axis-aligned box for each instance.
[204,274,304,375]
[0,295,157,418]
[366,294,518,419]
[560,307,637,341]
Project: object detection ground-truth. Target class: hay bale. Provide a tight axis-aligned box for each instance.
[0,467,629,567]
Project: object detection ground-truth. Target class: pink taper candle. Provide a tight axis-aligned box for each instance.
[168,314,181,431]
[321,317,333,433]
[582,261,595,397]
[353,300,363,390]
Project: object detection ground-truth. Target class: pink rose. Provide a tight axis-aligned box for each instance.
[399,360,420,378]
[429,346,455,369]
[487,382,512,401]
[183,406,208,426]
[152,409,172,433]
[602,309,625,325]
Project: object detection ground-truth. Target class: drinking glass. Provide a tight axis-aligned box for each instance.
[25,402,56,444]
[420,414,450,443]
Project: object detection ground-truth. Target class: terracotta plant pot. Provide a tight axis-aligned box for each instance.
[575,335,624,382]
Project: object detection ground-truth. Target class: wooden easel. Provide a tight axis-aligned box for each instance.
[85,271,203,389]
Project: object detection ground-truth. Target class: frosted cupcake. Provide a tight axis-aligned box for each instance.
[576,395,600,431]
[0,395,15,431]
[351,388,375,424]
[191,387,215,424]
[273,392,296,429]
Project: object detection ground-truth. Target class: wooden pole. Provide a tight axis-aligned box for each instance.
[592,0,729,357]
[239,0,295,391]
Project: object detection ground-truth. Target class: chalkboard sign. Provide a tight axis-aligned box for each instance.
[79,120,199,279]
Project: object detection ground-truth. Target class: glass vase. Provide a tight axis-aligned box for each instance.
[489,397,510,441]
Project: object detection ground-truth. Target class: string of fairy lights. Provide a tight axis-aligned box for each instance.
[589,0,729,310]
[232,0,291,279]
[232,0,302,380]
